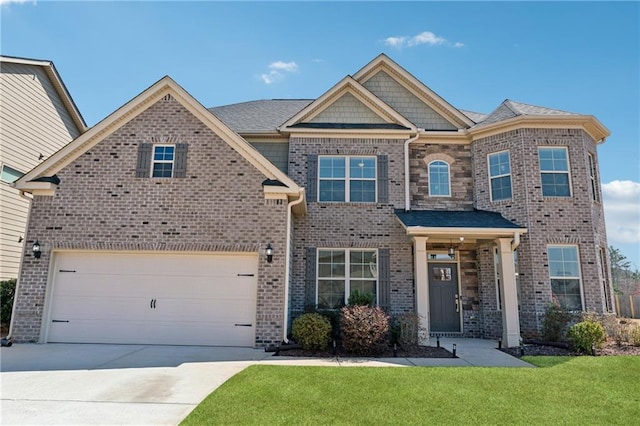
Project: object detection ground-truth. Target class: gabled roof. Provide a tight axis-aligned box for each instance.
[0,55,87,133]
[477,99,580,126]
[353,53,474,129]
[13,76,303,203]
[280,75,415,133]
[209,99,312,133]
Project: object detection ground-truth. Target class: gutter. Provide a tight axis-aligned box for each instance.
[283,188,306,343]
[404,130,423,211]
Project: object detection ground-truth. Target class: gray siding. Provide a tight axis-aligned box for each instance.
[249,142,289,174]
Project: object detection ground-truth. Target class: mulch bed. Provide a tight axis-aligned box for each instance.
[274,343,454,358]
[500,340,640,358]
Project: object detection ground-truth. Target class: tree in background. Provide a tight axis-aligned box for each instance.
[609,246,640,295]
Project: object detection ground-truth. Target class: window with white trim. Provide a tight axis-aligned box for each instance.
[539,147,571,197]
[547,245,583,310]
[588,153,600,203]
[317,249,378,309]
[152,145,175,178]
[428,160,450,197]
[488,151,512,201]
[318,156,376,202]
[0,164,24,184]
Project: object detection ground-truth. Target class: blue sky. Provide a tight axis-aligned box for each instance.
[2,1,639,267]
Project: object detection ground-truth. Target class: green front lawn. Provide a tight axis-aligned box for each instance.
[182,357,640,425]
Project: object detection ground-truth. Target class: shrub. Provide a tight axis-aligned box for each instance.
[347,290,375,307]
[568,320,606,354]
[340,305,389,355]
[629,326,640,347]
[1,278,16,327]
[541,303,572,342]
[392,312,424,346]
[291,313,332,351]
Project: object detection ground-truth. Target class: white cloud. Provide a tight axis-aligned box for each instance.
[260,60,298,85]
[602,180,640,244]
[408,31,446,46]
[383,31,462,49]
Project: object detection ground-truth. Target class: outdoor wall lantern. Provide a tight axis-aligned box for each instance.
[265,243,273,263]
[32,240,42,259]
[448,239,455,259]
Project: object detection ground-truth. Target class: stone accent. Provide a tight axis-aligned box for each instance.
[12,97,289,347]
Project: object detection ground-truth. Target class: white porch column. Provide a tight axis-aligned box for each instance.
[413,236,429,345]
[497,237,521,347]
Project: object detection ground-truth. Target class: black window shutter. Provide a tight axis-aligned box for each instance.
[174,143,188,178]
[305,247,317,308]
[307,154,318,202]
[377,154,389,203]
[378,248,391,310]
[136,143,152,178]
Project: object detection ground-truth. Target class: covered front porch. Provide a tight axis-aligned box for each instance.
[396,210,527,348]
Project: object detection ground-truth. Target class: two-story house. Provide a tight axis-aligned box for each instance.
[10,54,612,348]
[0,55,86,281]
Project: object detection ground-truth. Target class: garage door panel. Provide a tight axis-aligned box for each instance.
[48,252,258,346]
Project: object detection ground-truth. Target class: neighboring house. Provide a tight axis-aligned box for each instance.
[10,54,613,348]
[0,56,86,281]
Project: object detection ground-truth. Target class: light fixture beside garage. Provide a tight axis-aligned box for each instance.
[265,243,274,263]
[32,240,42,259]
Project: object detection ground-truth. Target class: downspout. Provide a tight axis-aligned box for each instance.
[511,231,521,251]
[404,130,423,211]
[283,188,306,343]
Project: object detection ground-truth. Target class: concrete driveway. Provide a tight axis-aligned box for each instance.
[1,344,272,425]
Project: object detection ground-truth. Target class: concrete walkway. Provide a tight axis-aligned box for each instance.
[1,339,531,425]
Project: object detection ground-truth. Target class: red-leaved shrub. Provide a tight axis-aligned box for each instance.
[340,305,389,355]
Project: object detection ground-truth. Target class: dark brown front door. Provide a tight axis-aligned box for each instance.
[429,263,461,333]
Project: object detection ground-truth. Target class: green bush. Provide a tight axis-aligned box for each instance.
[629,326,640,347]
[568,320,606,354]
[340,305,389,355]
[541,303,572,342]
[291,313,332,351]
[347,290,375,307]
[1,278,16,326]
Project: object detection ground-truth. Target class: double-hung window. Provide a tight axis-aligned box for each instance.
[152,145,175,178]
[318,156,376,202]
[428,160,450,197]
[317,249,378,308]
[539,147,571,197]
[588,153,600,202]
[547,245,583,310]
[488,151,512,201]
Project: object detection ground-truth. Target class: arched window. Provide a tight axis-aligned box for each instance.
[428,160,450,196]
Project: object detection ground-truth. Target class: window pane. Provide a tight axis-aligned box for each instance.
[552,279,582,310]
[350,180,375,202]
[154,146,174,161]
[350,280,376,298]
[319,180,345,202]
[429,161,450,196]
[152,163,173,177]
[319,157,345,178]
[350,251,377,279]
[491,176,512,201]
[0,165,24,183]
[318,280,346,309]
[539,147,568,171]
[318,250,345,278]
[489,152,510,177]
[349,157,376,179]
[541,173,570,196]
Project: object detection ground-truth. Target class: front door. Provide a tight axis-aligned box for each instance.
[429,263,461,333]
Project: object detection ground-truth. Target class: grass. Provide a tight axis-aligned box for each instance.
[181,357,640,425]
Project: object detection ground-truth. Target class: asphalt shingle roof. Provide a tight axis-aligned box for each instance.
[473,99,580,127]
[209,99,312,132]
[395,209,524,229]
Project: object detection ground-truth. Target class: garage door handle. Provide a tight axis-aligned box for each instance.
[235,323,252,327]
[237,274,254,277]
[52,320,70,323]
[150,299,157,309]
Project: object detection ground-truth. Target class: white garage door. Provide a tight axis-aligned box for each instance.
[47,252,258,346]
